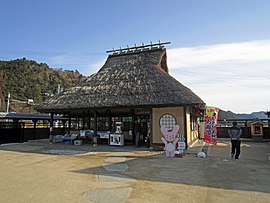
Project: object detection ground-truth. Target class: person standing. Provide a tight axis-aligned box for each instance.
[228,121,242,159]
[134,118,141,147]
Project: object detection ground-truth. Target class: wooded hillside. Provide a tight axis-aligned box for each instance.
[0,58,87,112]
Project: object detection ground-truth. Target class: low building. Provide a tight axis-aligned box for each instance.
[0,112,67,144]
[36,44,205,148]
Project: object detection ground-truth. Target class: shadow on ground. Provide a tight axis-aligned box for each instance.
[71,145,270,194]
[1,139,270,195]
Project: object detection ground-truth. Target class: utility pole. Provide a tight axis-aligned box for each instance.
[6,92,10,113]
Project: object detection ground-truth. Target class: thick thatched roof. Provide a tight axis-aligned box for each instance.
[36,47,204,113]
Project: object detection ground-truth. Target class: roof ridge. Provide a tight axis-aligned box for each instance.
[108,46,166,57]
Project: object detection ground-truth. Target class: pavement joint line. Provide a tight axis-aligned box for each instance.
[189,139,198,148]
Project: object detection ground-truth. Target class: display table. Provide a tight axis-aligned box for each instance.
[109,133,124,146]
[53,134,77,144]
[98,131,111,139]
[83,130,111,144]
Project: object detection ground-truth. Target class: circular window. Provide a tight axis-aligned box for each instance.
[159,114,176,131]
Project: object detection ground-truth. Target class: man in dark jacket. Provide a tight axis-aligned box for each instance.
[134,118,141,147]
[228,121,242,159]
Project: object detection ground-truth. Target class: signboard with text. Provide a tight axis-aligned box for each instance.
[204,106,219,145]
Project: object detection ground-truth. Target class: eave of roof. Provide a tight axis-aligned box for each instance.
[0,112,67,120]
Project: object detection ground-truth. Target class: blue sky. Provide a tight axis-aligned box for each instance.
[1,0,270,113]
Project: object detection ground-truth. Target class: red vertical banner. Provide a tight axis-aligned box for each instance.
[204,106,219,145]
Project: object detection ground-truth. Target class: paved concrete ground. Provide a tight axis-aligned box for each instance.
[0,139,269,203]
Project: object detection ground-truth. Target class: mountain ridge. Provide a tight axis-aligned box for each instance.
[218,110,268,120]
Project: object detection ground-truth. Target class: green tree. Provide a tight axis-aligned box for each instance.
[0,58,87,112]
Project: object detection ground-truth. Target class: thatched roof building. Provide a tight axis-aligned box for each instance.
[36,46,205,148]
[36,47,204,113]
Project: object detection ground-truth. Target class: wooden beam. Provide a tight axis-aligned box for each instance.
[106,41,171,53]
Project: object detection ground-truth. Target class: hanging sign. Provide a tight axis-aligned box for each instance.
[204,106,219,145]
[134,108,150,115]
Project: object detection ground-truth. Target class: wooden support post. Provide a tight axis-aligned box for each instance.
[267,112,270,139]
[268,120,270,139]
[132,110,135,145]
[109,116,112,132]
[93,110,97,146]
[107,110,112,132]
[62,120,67,133]
[245,120,248,138]
[68,114,71,134]
[87,110,90,130]
[33,119,37,129]
[183,107,188,149]
[49,113,54,143]
[149,108,153,147]
[32,119,37,140]
[82,110,85,130]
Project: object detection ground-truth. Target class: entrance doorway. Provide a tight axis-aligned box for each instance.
[133,115,150,147]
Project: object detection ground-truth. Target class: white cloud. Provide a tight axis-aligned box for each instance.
[167,40,270,113]
[167,40,270,68]
[82,59,107,76]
